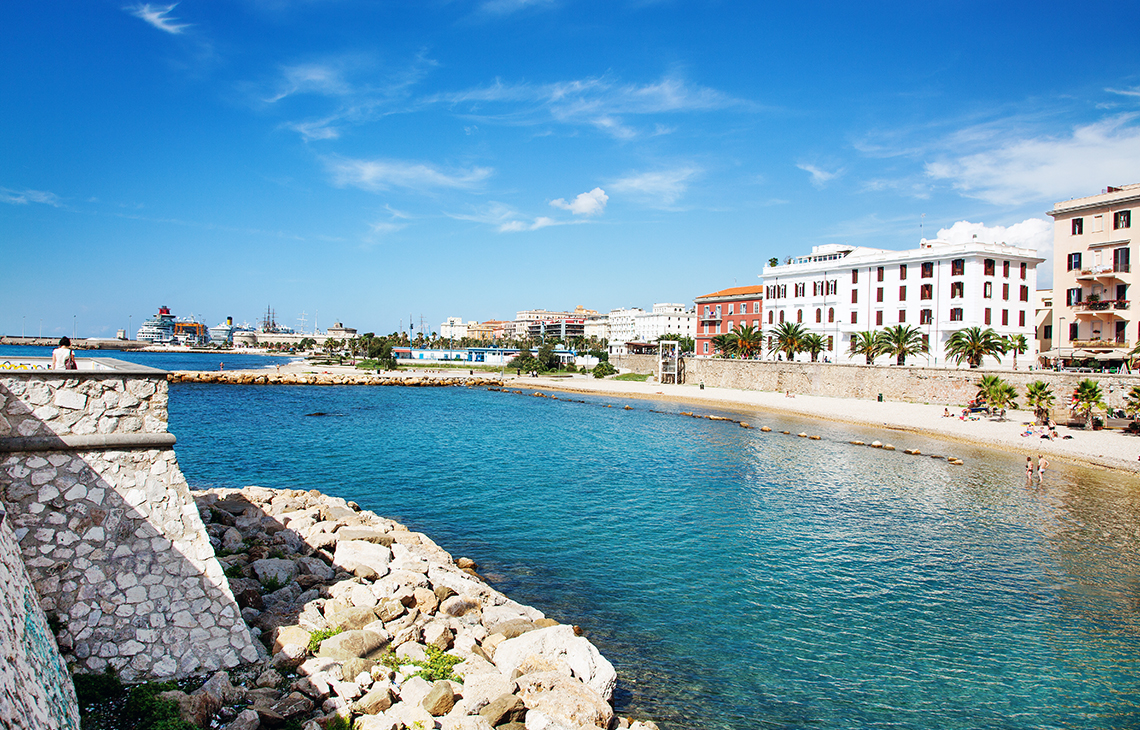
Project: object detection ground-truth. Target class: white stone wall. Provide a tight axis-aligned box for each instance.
[0,373,261,681]
[0,509,80,730]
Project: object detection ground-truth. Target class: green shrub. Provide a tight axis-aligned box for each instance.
[73,669,125,708]
[410,646,464,682]
[592,362,617,379]
[307,626,344,654]
[124,682,195,730]
[259,575,286,593]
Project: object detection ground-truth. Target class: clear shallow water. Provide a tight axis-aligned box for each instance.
[0,344,293,371]
[169,383,1140,729]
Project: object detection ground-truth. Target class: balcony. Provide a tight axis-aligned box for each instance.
[1072,299,1130,312]
[1076,264,1127,280]
[1070,339,1130,349]
[699,314,722,323]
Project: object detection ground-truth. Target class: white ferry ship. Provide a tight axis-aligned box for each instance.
[136,306,176,343]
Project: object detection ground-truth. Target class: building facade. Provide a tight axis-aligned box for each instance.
[1048,184,1138,355]
[693,286,765,357]
[439,317,470,340]
[760,240,1042,366]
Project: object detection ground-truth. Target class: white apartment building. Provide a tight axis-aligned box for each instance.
[439,317,471,339]
[605,304,697,354]
[761,240,1043,366]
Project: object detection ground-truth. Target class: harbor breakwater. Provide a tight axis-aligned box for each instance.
[171,371,505,388]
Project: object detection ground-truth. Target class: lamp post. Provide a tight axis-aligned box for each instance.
[1059,316,1066,370]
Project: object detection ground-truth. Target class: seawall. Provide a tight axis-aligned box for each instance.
[170,371,504,387]
[0,363,260,683]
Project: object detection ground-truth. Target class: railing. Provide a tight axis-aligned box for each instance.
[1072,299,1130,311]
[1077,265,1119,277]
[1070,339,1131,349]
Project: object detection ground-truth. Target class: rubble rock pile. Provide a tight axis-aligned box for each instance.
[184,486,657,730]
[170,372,504,388]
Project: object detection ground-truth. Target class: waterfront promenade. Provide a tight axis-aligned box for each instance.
[195,361,1140,475]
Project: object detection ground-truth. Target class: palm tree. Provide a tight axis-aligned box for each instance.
[1072,379,1106,428]
[772,322,808,361]
[848,330,884,365]
[730,325,764,359]
[801,333,826,362]
[982,377,1018,419]
[1006,334,1028,370]
[1024,380,1056,425]
[945,326,1006,368]
[976,374,1004,408]
[1125,385,1140,417]
[711,333,735,358]
[879,324,928,366]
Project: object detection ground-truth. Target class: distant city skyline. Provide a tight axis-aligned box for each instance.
[3,1,1139,338]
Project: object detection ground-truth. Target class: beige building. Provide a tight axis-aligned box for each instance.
[1035,289,1053,356]
[1048,184,1138,356]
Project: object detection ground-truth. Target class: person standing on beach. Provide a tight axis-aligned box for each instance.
[1038,456,1048,477]
[1026,457,1034,481]
[51,337,77,370]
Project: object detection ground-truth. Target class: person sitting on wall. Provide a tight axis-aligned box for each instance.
[51,336,77,370]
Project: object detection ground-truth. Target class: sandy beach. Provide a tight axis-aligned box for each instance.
[233,360,1140,475]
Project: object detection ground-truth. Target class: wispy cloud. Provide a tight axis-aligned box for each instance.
[428,74,746,138]
[1106,86,1140,99]
[608,167,700,206]
[797,163,843,188]
[124,3,191,34]
[550,187,608,216]
[449,202,581,233]
[266,63,354,103]
[479,0,557,15]
[925,114,1140,206]
[326,156,493,193]
[1,188,60,206]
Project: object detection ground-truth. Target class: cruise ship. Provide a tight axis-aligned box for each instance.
[136,306,176,343]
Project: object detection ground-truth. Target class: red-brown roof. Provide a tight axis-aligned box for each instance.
[694,285,765,301]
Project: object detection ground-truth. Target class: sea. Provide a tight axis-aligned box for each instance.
[7,347,1140,728]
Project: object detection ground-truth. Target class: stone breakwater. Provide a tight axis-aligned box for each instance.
[171,371,505,388]
[173,485,658,730]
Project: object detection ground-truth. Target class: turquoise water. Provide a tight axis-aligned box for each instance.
[169,383,1140,729]
[0,344,293,371]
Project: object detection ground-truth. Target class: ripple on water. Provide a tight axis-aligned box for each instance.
[170,384,1140,730]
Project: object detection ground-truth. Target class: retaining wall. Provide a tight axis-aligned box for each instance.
[611,353,658,374]
[681,358,1140,411]
[0,507,80,729]
[0,365,261,681]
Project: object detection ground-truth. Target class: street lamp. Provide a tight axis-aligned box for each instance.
[1059,316,1066,369]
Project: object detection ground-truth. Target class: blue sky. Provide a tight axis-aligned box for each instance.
[4,0,1140,338]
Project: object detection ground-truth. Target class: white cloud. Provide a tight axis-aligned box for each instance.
[285,118,341,141]
[550,187,608,216]
[925,114,1140,206]
[267,63,354,103]
[125,3,190,34]
[936,218,1054,285]
[1107,86,1140,99]
[608,168,699,206]
[797,163,843,188]
[449,203,577,233]
[326,157,492,193]
[429,74,743,139]
[1,188,60,206]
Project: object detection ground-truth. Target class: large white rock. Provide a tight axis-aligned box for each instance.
[493,625,616,702]
[517,671,614,730]
[334,540,392,579]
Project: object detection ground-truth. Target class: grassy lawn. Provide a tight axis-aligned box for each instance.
[614,373,653,381]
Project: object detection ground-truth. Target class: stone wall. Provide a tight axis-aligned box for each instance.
[0,508,80,730]
[0,367,261,681]
[682,358,1140,411]
[611,353,658,374]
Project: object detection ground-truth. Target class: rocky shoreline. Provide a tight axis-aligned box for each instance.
[153,485,656,730]
[170,371,504,388]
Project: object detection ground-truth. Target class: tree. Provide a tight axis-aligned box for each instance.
[1126,385,1140,417]
[536,342,559,372]
[1006,334,1028,370]
[508,344,539,373]
[945,327,1006,368]
[848,330,883,365]
[879,324,928,366]
[772,321,808,361]
[592,361,617,378]
[1024,381,1055,425]
[730,325,764,358]
[657,334,694,354]
[711,334,735,358]
[768,257,779,267]
[1072,378,1106,428]
[977,375,1017,418]
[801,333,826,362]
